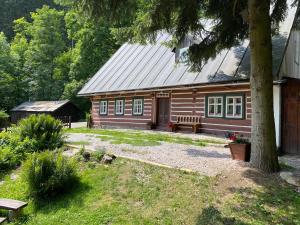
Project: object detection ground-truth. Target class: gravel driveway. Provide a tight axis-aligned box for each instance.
[66,132,242,176]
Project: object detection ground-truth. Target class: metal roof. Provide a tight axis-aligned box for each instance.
[11,100,70,112]
[78,1,297,96]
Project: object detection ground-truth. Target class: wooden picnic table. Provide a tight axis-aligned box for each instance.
[0,217,7,224]
[0,199,28,221]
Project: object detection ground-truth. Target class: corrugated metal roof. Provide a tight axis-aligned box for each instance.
[78,1,297,96]
[11,100,70,112]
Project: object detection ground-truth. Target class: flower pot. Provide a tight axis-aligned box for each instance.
[229,143,251,162]
[147,123,156,130]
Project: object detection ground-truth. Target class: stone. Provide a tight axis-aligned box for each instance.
[101,154,115,164]
[10,174,18,181]
[280,171,300,187]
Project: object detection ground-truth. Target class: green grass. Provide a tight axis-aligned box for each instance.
[67,128,226,147]
[0,159,299,225]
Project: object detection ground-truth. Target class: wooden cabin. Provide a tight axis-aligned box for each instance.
[11,100,81,124]
[78,2,300,155]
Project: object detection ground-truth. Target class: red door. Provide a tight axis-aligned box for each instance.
[157,98,170,128]
[282,79,300,154]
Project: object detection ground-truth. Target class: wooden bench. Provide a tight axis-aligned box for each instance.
[173,116,201,133]
[0,217,7,224]
[0,199,28,221]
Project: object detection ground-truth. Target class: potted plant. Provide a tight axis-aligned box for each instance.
[146,121,156,130]
[226,132,251,162]
[167,122,175,132]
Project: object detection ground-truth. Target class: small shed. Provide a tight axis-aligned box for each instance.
[11,100,81,124]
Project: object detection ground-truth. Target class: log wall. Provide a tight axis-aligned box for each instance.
[90,83,252,136]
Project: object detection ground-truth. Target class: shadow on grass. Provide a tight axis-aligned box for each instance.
[196,206,246,225]
[229,169,300,224]
[196,168,300,225]
[32,180,91,213]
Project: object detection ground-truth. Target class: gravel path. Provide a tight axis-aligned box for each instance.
[66,132,242,176]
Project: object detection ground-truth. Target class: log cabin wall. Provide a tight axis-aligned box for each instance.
[170,84,251,136]
[91,92,154,129]
[90,83,252,136]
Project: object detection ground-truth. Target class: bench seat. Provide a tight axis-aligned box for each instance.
[0,199,28,211]
[173,116,201,133]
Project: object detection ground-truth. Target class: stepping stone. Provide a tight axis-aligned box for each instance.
[280,171,300,187]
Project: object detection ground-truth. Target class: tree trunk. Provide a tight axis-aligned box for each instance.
[248,0,280,172]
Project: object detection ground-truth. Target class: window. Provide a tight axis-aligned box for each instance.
[207,96,223,117]
[226,96,243,119]
[99,100,108,115]
[115,99,125,115]
[178,47,189,64]
[206,94,244,119]
[295,34,299,65]
[132,98,144,115]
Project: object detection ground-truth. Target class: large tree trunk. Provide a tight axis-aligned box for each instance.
[248,0,280,172]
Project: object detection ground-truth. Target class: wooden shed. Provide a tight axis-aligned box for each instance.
[10,100,81,124]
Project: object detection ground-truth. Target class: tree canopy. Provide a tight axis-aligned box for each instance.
[77,0,291,70]
[0,1,120,112]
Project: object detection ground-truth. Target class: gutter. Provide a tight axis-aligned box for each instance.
[77,80,251,97]
[78,78,287,97]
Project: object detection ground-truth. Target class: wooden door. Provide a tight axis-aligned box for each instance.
[282,79,300,154]
[157,98,170,127]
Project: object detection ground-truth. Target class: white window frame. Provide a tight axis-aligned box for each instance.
[178,47,189,64]
[132,98,143,116]
[295,34,299,65]
[207,96,223,118]
[225,96,243,119]
[115,99,125,115]
[99,100,108,115]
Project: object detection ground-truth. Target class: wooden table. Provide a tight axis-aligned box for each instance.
[0,199,28,221]
[0,217,7,224]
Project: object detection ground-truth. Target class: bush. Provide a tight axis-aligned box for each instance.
[91,150,105,162]
[23,151,79,199]
[0,130,37,172]
[0,146,21,171]
[18,114,64,151]
[0,110,9,128]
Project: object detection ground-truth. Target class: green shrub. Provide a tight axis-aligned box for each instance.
[23,151,79,199]
[0,146,21,171]
[0,110,9,128]
[18,114,64,151]
[0,130,36,172]
[91,150,105,162]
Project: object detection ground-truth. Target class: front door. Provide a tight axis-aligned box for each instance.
[157,98,170,128]
[282,78,300,154]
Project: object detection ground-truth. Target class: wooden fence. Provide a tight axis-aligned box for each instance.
[55,116,72,128]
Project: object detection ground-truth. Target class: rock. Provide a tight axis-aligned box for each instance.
[101,154,115,164]
[10,174,18,180]
[280,171,300,187]
[82,151,91,162]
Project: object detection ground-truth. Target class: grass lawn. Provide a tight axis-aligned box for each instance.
[67,128,226,147]
[0,159,299,225]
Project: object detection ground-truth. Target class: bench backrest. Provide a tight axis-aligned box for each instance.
[176,116,201,124]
